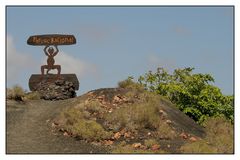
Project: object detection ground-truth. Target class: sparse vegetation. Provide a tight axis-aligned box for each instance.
[136,67,234,124]
[144,139,159,148]
[180,116,233,153]
[7,85,25,101]
[111,141,166,153]
[85,100,105,114]
[180,140,217,153]
[59,107,112,141]
[7,85,41,101]
[104,91,176,140]
[24,91,41,100]
[118,76,144,91]
[7,74,233,153]
[203,116,233,153]
[53,88,180,153]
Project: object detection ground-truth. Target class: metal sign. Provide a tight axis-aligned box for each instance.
[27,34,76,46]
[27,34,77,79]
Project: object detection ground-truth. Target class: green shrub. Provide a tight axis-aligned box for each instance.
[137,67,234,124]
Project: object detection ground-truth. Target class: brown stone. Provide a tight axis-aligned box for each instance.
[189,136,198,142]
[166,119,172,124]
[151,144,160,151]
[113,132,121,140]
[180,132,188,139]
[124,132,131,138]
[132,143,142,148]
[119,128,127,135]
[103,140,114,146]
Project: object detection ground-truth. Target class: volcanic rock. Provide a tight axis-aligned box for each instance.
[34,80,76,100]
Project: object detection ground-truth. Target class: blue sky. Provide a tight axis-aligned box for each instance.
[6,6,233,95]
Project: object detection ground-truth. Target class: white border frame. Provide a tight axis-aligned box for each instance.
[1,1,238,160]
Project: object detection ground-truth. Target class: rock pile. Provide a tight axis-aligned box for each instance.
[34,79,76,100]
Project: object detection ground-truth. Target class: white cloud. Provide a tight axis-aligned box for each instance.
[7,35,36,82]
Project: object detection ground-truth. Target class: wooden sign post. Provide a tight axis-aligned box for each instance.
[27,34,79,91]
[27,34,76,46]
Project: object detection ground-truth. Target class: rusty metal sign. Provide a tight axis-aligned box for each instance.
[27,34,77,79]
[27,34,76,46]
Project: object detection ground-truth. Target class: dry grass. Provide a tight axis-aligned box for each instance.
[180,116,233,153]
[24,92,41,100]
[144,139,159,148]
[180,140,217,153]
[105,91,176,139]
[7,85,25,101]
[59,107,112,141]
[155,122,176,140]
[204,116,233,153]
[105,100,161,132]
[7,86,41,101]
[111,141,166,153]
[85,100,105,114]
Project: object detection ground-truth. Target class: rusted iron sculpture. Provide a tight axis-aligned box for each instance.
[41,45,61,78]
[27,34,79,91]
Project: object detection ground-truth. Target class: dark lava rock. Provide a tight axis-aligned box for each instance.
[35,80,76,101]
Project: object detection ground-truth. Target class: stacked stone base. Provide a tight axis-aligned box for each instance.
[35,80,76,100]
[29,74,79,101]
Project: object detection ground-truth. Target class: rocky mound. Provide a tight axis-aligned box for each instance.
[35,79,76,100]
[52,88,206,153]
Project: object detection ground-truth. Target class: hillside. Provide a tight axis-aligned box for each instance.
[6,87,232,153]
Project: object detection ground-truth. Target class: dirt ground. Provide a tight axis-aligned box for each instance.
[6,99,108,154]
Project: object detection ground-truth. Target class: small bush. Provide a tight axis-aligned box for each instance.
[60,107,112,141]
[24,91,41,100]
[6,85,25,101]
[85,100,104,114]
[70,120,112,141]
[118,76,144,91]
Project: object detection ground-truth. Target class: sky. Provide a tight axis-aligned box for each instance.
[6,6,234,95]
